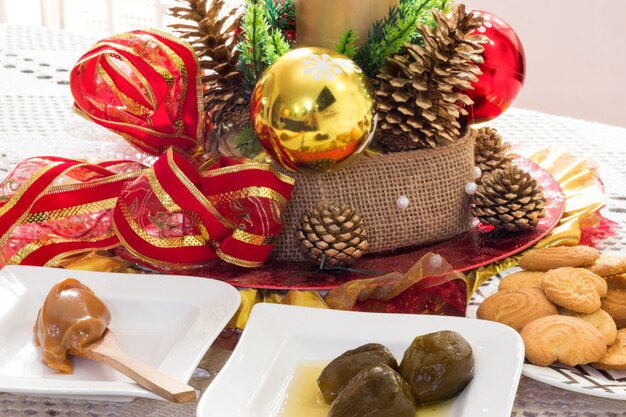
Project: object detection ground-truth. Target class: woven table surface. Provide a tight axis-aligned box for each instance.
[2,24,626,416]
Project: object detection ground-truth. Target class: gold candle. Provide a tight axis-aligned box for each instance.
[295,0,398,49]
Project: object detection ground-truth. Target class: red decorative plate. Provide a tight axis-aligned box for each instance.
[129,155,564,290]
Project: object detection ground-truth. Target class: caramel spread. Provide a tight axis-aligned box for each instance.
[33,278,111,373]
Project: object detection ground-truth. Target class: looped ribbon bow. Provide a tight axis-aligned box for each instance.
[70,29,204,155]
[0,30,294,269]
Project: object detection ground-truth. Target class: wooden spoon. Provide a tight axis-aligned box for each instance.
[69,328,197,403]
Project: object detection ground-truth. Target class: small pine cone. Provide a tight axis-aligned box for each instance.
[204,81,248,125]
[296,201,368,267]
[207,102,251,157]
[474,127,512,179]
[472,165,546,233]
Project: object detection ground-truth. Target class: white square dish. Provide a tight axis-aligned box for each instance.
[198,303,525,416]
[0,265,240,402]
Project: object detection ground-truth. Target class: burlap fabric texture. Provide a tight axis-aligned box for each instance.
[271,133,476,260]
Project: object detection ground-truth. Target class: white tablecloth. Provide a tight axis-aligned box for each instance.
[2,24,626,416]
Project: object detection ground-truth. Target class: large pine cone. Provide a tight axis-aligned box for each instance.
[472,165,546,232]
[376,4,487,151]
[297,201,368,267]
[169,0,245,123]
[474,127,512,179]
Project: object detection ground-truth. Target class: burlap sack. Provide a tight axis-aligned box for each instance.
[271,133,475,260]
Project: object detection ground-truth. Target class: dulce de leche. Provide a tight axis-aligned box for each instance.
[33,278,111,373]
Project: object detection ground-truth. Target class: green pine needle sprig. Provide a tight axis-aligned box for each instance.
[267,29,290,62]
[353,0,452,78]
[234,126,263,158]
[263,0,295,32]
[411,0,452,42]
[336,29,358,58]
[237,1,266,90]
[238,0,291,93]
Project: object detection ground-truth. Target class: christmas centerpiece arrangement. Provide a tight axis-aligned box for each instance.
[0,0,612,319]
[167,0,535,267]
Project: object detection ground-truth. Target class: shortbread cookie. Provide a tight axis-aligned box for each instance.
[498,271,544,291]
[601,288,626,329]
[477,288,557,332]
[592,329,626,370]
[589,255,626,277]
[518,246,599,271]
[605,274,626,290]
[542,267,607,313]
[559,308,617,345]
[521,315,607,367]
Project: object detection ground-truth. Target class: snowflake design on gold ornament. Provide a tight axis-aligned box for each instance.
[302,53,362,81]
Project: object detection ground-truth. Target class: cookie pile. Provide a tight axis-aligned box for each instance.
[477,245,626,370]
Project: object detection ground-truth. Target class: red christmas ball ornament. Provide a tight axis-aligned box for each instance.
[467,10,526,123]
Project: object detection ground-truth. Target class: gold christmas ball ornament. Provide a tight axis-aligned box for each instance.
[250,48,377,173]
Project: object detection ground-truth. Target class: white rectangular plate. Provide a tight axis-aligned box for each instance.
[198,303,525,416]
[0,265,240,402]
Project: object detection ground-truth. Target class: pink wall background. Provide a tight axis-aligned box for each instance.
[463,0,626,127]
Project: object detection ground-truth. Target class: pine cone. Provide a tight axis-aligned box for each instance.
[220,101,250,129]
[472,165,546,233]
[474,127,512,179]
[297,201,368,267]
[376,4,487,151]
[169,0,246,122]
[206,103,252,157]
[302,159,337,172]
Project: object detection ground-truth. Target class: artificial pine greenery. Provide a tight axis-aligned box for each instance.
[238,0,290,94]
[336,29,358,58]
[412,0,450,42]
[266,29,291,64]
[234,127,263,158]
[352,0,451,78]
[262,0,295,32]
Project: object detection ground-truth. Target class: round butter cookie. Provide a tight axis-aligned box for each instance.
[521,315,607,367]
[592,329,626,370]
[542,267,607,313]
[559,308,617,345]
[477,287,557,332]
[589,255,626,277]
[601,288,626,329]
[518,246,599,271]
[498,271,544,291]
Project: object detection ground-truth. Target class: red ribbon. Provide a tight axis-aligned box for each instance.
[0,157,143,266]
[0,151,294,269]
[70,30,204,156]
[0,30,295,270]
